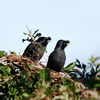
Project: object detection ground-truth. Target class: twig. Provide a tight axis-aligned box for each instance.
[0,56,7,63]
[26,26,31,34]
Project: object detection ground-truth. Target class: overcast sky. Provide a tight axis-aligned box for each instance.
[0,0,100,66]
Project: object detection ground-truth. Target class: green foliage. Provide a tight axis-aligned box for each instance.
[63,61,76,73]
[0,52,100,99]
[64,57,100,91]
[22,26,41,43]
[22,27,47,53]
[9,51,17,55]
[0,51,5,58]
[36,44,47,52]
[39,69,50,83]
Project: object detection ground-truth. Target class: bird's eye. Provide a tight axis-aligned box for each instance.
[63,42,67,44]
[44,39,46,41]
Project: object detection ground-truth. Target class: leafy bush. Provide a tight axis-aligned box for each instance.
[0,51,100,100]
[0,29,100,99]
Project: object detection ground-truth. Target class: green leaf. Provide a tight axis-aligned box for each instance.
[9,51,17,55]
[20,71,28,78]
[0,74,2,78]
[39,69,50,82]
[28,33,33,37]
[63,61,76,72]
[36,82,42,90]
[23,33,28,35]
[72,69,83,77]
[76,59,82,68]
[89,56,100,64]
[36,44,46,52]
[27,64,34,70]
[61,77,71,85]
[22,39,25,42]
[82,63,86,70]
[67,61,76,69]
[6,67,11,74]
[33,29,39,35]
[45,87,52,96]
[0,64,11,75]
[0,63,4,66]
[96,65,100,71]
[36,44,45,50]
[34,33,41,38]
[0,51,5,58]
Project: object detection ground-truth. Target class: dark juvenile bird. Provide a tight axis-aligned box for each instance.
[47,40,70,72]
[22,37,51,62]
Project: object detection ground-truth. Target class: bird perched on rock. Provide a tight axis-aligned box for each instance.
[47,40,70,72]
[22,37,51,62]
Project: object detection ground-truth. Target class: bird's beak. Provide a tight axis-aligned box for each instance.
[47,40,52,42]
[67,43,72,45]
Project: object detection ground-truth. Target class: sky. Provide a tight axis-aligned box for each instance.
[0,0,100,66]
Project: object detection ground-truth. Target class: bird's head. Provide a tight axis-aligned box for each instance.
[36,37,52,46]
[55,40,70,50]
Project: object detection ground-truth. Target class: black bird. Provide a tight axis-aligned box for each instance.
[22,37,51,62]
[47,40,70,72]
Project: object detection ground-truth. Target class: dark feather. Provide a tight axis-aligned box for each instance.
[47,40,70,72]
[22,37,51,62]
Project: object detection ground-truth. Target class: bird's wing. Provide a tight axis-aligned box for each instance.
[47,51,60,70]
[47,50,65,72]
[23,42,36,56]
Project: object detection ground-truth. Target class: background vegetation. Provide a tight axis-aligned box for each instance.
[0,29,100,100]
